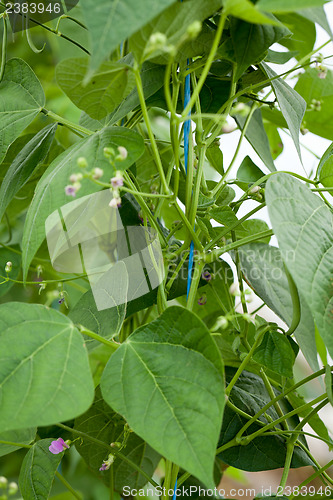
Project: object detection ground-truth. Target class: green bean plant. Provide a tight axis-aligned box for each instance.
[0,0,333,499]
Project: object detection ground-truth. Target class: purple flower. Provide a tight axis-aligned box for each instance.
[198,294,207,306]
[201,270,212,282]
[58,297,65,304]
[49,438,69,455]
[99,463,109,471]
[65,185,77,197]
[111,176,124,188]
[109,197,122,208]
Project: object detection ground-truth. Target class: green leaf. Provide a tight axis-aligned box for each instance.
[223,0,277,24]
[22,127,144,278]
[235,108,276,172]
[0,124,57,223]
[295,68,333,140]
[0,428,36,457]
[80,0,178,73]
[74,387,161,490]
[266,49,298,64]
[0,58,45,164]
[264,122,284,160]
[0,245,21,297]
[298,7,333,38]
[56,57,135,120]
[0,303,94,432]
[238,242,319,371]
[218,368,313,471]
[236,156,265,190]
[229,17,290,80]
[129,0,222,64]
[69,273,127,349]
[278,13,316,61]
[100,306,225,488]
[257,0,328,12]
[266,173,333,359]
[253,331,296,377]
[317,141,333,186]
[206,142,224,176]
[261,63,306,159]
[19,439,64,500]
[241,219,271,243]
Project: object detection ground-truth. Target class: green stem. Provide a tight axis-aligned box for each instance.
[225,327,268,396]
[211,104,257,197]
[0,13,7,82]
[133,64,169,194]
[41,109,93,136]
[55,471,81,500]
[203,230,274,263]
[56,423,159,488]
[290,460,333,499]
[163,460,173,500]
[181,12,227,118]
[279,438,296,491]
[186,258,205,311]
[0,440,31,448]
[78,325,120,350]
[260,368,289,431]
[205,202,265,251]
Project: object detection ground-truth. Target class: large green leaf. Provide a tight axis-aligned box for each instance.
[0,124,57,223]
[56,57,134,120]
[266,173,333,358]
[129,0,222,64]
[295,68,333,140]
[19,439,65,500]
[238,242,319,371]
[236,156,265,190]
[228,17,290,80]
[0,428,36,457]
[80,0,178,73]
[235,108,276,172]
[0,58,45,164]
[257,0,328,12]
[101,306,225,488]
[22,127,144,278]
[298,7,333,38]
[0,303,94,431]
[278,13,316,61]
[261,63,306,160]
[222,0,277,24]
[74,387,161,491]
[218,368,313,471]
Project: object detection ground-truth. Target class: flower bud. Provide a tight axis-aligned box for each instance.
[109,197,122,208]
[8,482,18,496]
[104,147,116,160]
[5,261,12,273]
[147,32,168,53]
[229,283,238,296]
[92,167,104,180]
[77,157,88,169]
[0,477,7,489]
[187,20,202,39]
[249,185,261,195]
[116,146,128,161]
[69,173,83,183]
[231,103,249,117]
[212,316,229,331]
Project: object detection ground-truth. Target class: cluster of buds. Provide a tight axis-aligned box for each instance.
[314,54,328,79]
[212,315,229,331]
[65,170,83,198]
[248,184,263,201]
[309,99,322,112]
[144,32,176,59]
[109,170,124,208]
[99,452,115,471]
[0,476,18,498]
[300,121,309,135]
[4,261,12,274]
[104,146,128,165]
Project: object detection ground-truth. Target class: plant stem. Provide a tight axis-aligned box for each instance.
[56,423,159,488]
[181,12,227,118]
[0,13,7,82]
[78,326,120,350]
[133,64,169,194]
[55,471,81,500]
[284,264,301,336]
[0,440,31,448]
[41,109,93,136]
[203,230,274,263]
